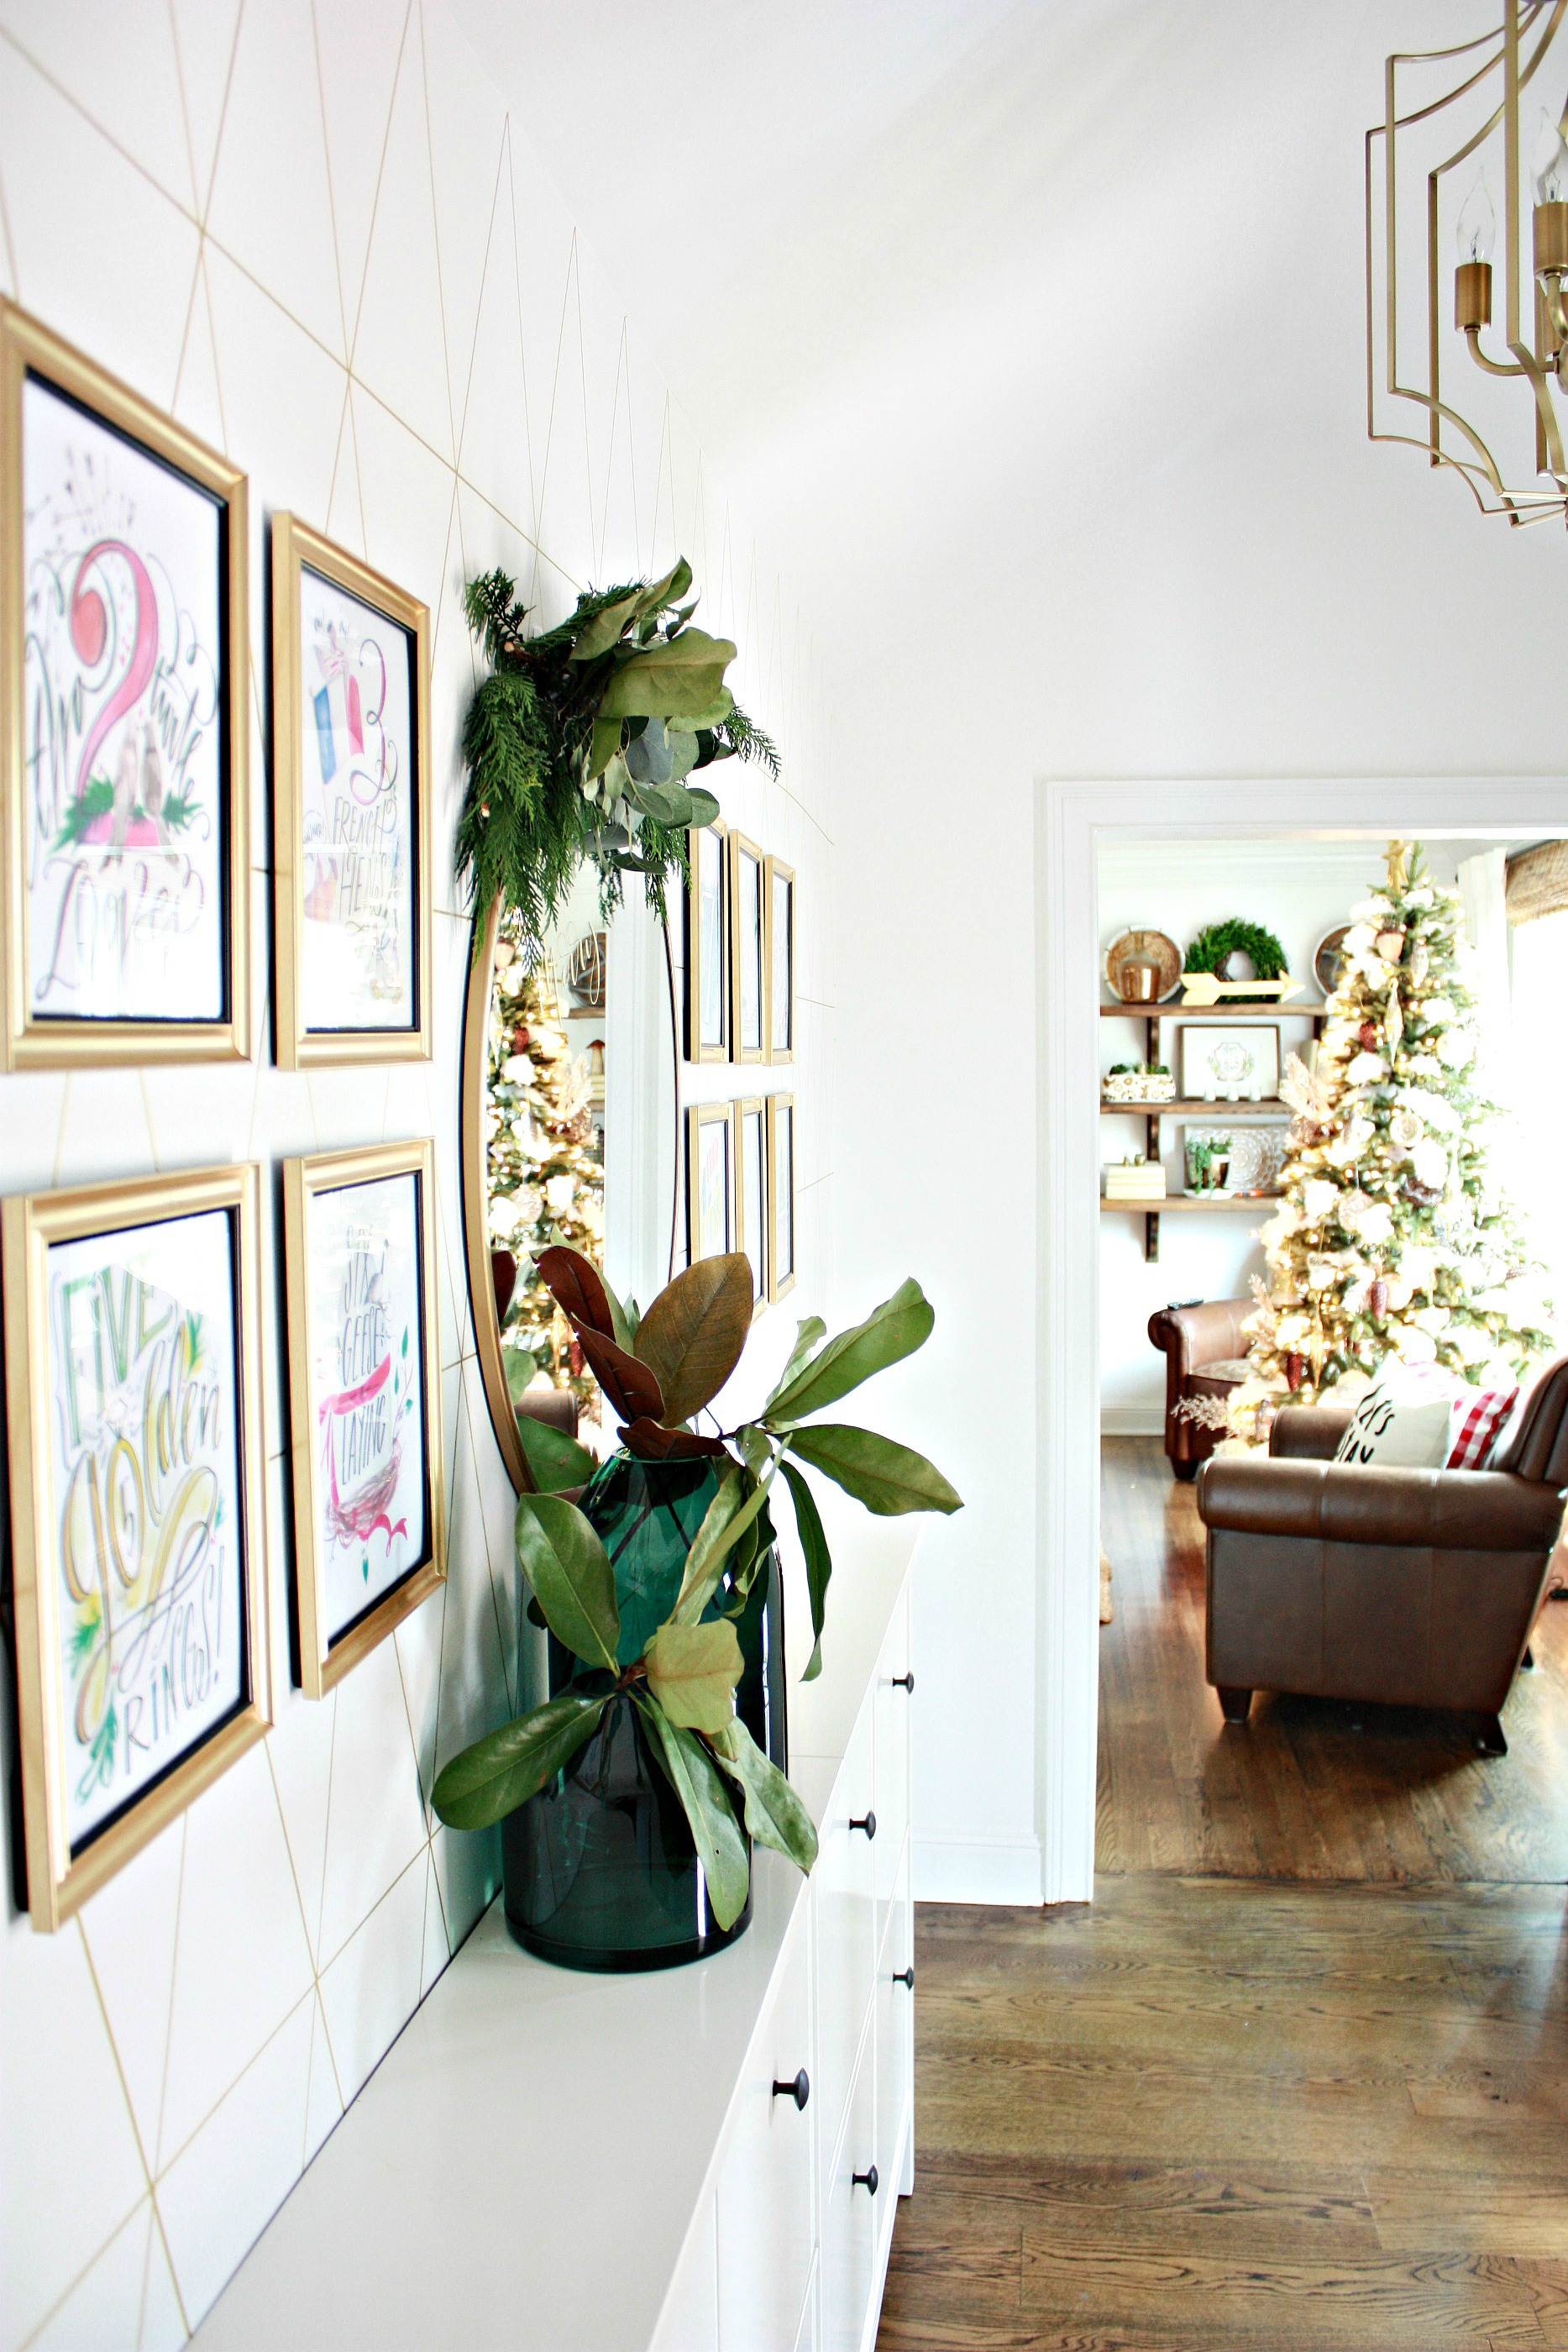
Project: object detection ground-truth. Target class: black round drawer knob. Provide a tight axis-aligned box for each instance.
[772,2068,810,2110]
[851,1810,877,1840]
[894,1965,914,1989]
[853,2163,879,2196]
[892,1671,915,1693]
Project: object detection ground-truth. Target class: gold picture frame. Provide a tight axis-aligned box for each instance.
[685,816,729,1063]
[2,1163,270,1930]
[767,1093,798,1303]
[270,515,432,1068]
[763,854,794,1065]
[735,1095,768,1319]
[728,831,765,1064]
[281,1139,445,1698]
[687,1100,735,1263]
[0,297,250,1069]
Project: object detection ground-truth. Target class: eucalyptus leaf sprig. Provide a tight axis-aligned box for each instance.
[431,1247,961,1931]
[457,559,779,953]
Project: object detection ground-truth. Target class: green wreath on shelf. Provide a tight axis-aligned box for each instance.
[1184,917,1288,995]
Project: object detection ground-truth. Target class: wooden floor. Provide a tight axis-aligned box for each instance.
[1097,1436,1568,1883]
[878,1438,1568,2349]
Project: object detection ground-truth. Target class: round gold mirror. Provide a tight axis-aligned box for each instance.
[460,882,679,1490]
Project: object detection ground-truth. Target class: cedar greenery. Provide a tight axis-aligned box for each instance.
[456,559,779,949]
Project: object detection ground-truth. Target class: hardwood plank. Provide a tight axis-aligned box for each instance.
[906,2160,1380,2256]
[1018,2241,1542,2346]
[1369,2171,1568,2258]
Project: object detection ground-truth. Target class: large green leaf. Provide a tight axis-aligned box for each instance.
[764,1316,826,1413]
[569,591,642,664]
[779,1457,833,1681]
[514,1411,596,1494]
[432,1691,607,1831]
[676,689,736,734]
[627,779,695,829]
[784,1424,962,1518]
[585,713,624,780]
[685,785,721,828]
[634,1253,753,1425]
[632,556,692,619]
[596,630,737,722]
[514,1494,621,1668]
[763,1279,935,1424]
[711,1719,818,1871]
[673,1463,772,1624]
[636,1696,751,1929]
[643,1620,742,1734]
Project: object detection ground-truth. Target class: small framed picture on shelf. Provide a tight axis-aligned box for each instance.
[766,1092,797,1302]
[736,1097,768,1315]
[687,1100,734,1263]
[281,1140,444,1698]
[2,1163,270,1929]
[763,855,794,1063]
[1178,1022,1280,1103]
[685,818,728,1062]
[729,832,765,1063]
[1,297,250,1070]
[270,516,431,1067]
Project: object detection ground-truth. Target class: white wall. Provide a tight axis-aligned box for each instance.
[1095,837,1518,1432]
[0,8,831,2345]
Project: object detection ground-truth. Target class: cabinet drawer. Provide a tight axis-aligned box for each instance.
[820,2030,878,2352]
[791,2256,818,2352]
[652,2197,719,2352]
[875,1838,913,2218]
[873,1591,911,1945]
[716,1898,815,2352]
[815,1700,877,2177]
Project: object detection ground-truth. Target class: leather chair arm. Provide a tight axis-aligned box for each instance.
[1148,1296,1250,1376]
[1198,1457,1565,1553]
[1270,1405,1353,1460]
[517,1387,580,1438]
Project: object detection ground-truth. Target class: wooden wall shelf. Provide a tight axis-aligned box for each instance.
[1101,1096,1287,1116]
[1102,1189,1277,1266]
[1099,1000,1327,1019]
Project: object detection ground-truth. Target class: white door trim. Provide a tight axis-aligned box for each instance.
[1035,777,1568,1903]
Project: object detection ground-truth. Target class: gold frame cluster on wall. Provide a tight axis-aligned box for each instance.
[684,817,797,1315]
[0,297,448,1929]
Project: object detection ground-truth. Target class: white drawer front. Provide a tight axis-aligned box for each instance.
[873,1591,912,1945]
[653,2197,719,2352]
[875,1837,913,2221]
[716,1900,815,2352]
[820,2031,878,2352]
[814,1700,878,2180]
[791,2256,819,2352]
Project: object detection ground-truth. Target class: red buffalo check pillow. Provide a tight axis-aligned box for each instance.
[1446,1383,1519,1470]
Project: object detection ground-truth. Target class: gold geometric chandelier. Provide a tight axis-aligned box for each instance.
[1368,1,1568,526]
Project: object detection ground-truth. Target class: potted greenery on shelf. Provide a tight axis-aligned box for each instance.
[433,1247,961,1972]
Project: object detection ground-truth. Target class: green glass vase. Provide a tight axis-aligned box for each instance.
[501,1451,786,1971]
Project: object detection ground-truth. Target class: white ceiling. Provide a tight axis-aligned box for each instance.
[452,2,1568,765]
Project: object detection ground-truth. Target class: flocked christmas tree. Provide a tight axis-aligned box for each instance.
[1225,840,1552,1441]
[483,911,604,1426]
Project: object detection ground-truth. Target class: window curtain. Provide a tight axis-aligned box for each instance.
[1458,848,1513,1105]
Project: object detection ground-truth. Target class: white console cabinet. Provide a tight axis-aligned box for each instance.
[194,1517,919,2352]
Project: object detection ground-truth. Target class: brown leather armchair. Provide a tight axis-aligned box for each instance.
[1147,1298,1253,1480]
[1195,1359,1568,1752]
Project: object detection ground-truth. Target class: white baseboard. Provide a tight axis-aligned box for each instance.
[1099,1406,1163,1436]
[914,1833,1044,1906]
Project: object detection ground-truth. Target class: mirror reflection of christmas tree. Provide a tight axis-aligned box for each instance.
[484,914,604,1431]
[1225,841,1553,1441]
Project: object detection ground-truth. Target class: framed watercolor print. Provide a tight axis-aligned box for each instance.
[763,856,794,1064]
[1,1163,270,1929]
[684,817,728,1062]
[687,1101,734,1263]
[729,832,764,1064]
[281,1140,444,1697]
[767,1093,797,1303]
[0,298,249,1071]
[736,1096,768,1316]
[270,516,431,1067]
[1177,1022,1281,1103]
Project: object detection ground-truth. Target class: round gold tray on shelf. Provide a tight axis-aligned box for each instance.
[1104,927,1182,1004]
